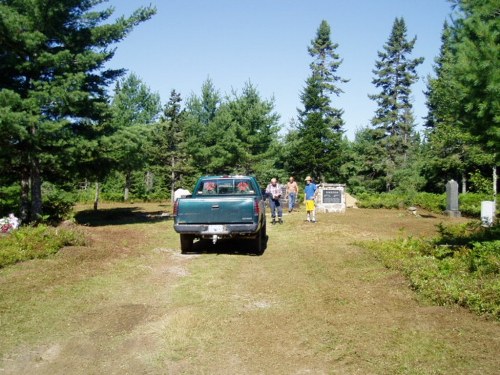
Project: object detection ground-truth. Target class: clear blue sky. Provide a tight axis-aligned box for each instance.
[105,0,453,139]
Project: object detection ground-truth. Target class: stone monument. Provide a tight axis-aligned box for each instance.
[445,179,461,217]
[316,183,346,213]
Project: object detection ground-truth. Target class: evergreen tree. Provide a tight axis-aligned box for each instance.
[184,79,280,179]
[448,0,499,206]
[449,0,499,162]
[225,82,281,176]
[289,20,348,182]
[151,90,193,200]
[111,73,161,128]
[347,127,388,193]
[184,78,223,175]
[423,21,493,192]
[107,73,161,201]
[368,17,424,191]
[0,0,155,221]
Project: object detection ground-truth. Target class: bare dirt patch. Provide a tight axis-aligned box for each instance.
[1,204,498,374]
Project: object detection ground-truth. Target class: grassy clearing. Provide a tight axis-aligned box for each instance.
[359,221,500,319]
[0,203,175,358]
[1,204,499,374]
[155,210,500,374]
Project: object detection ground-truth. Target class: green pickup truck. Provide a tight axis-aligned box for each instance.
[173,176,267,254]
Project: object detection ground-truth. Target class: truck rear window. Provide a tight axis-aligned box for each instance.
[195,179,255,196]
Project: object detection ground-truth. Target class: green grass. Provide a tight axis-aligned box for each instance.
[359,222,500,319]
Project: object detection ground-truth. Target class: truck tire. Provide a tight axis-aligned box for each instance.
[253,227,264,255]
[180,234,193,254]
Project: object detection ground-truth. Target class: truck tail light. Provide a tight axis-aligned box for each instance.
[254,198,260,215]
[173,199,179,216]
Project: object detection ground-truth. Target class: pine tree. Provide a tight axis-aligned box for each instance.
[225,82,280,176]
[151,90,193,201]
[184,79,223,175]
[449,0,499,206]
[290,20,348,182]
[0,0,155,221]
[184,79,280,178]
[449,0,499,161]
[368,17,424,191]
[423,21,493,192]
[108,73,161,201]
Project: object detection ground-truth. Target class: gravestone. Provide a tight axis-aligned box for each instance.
[480,201,495,227]
[316,183,346,213]
[445,179,461,217]
[280,186,287,203]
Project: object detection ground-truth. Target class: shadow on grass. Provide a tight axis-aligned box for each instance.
[419,213,437,218]
[182,236,268,256]
[75,207,171,227]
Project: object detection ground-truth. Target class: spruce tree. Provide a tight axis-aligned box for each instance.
[368,17,424,191]
[423,21,493,192]
[449,0,499,205]
[185,80,280,177]
[0,0,155,221]
[108,73,161,201]
[291,20,348,182]
[151,90,193,200]
[225,82,280,176]
[449,0,499,161]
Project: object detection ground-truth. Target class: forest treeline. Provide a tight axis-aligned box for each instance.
[0,0,498,222]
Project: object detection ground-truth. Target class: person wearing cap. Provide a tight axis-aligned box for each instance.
[304,176,318,223]
[265,177,283,224]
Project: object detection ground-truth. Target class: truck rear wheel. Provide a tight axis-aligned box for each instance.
[253,226,264,255]
[180,234,194,254]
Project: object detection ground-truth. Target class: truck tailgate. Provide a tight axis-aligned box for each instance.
[176,197,256,224]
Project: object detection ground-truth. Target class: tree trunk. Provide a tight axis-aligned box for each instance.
[145,171,153,194]
[461,174,467,193]
[493,165,497,223]
[20,165,30,223]
[93,181,99,210]
[30,157,42,222]
[124,171,131,201]
[171,155,175,204]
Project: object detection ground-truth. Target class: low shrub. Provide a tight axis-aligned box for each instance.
[0,224,86,268]
[356,192,493,218]
[459,193,492,217]
[356,193,405,209]
[413,192,446,212]
[42,182,77,223]
[360,222,500,319]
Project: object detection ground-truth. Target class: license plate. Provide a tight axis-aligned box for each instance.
[207,225,225,233]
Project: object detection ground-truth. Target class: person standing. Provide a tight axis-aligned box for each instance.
[286,176,299,213]
[266,178,283,224]
[304,176,318,223]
